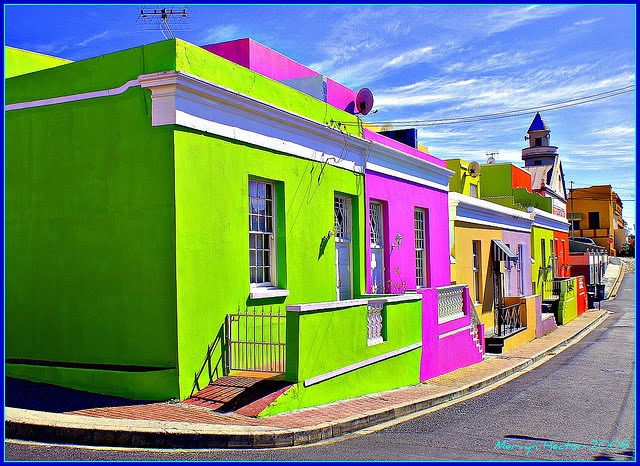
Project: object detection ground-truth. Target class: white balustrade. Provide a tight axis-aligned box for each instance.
[437,285,466,323]
[367,300,385,345]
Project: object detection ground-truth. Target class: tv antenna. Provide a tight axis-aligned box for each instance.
[137,6,190,39]
[485,150,499,164]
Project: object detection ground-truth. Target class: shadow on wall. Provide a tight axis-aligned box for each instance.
[5,377,149,412]
[190,322,227,397]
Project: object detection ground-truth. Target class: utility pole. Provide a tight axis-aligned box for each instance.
[569,180,574,237]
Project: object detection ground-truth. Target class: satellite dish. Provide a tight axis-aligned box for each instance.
[468,161,481,177]
[355,88,374,115]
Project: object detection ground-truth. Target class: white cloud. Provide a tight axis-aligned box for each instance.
[201,24,241,45]
[484,6,572,35]
[76,30,111,48]
[591,126,635,137]
[560,17,603,33]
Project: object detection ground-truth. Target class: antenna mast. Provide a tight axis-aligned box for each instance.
[485,150,499,164]
[138,6,190,39]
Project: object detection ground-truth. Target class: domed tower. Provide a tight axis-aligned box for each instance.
[521,113,567,217]
[522,112,557,165]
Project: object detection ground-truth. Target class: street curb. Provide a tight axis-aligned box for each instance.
[5,312,610,449]
[606,262,625,300]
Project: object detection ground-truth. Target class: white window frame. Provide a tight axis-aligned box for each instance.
[249,178,277,288]
[414,208,427,289]
[504,242,512,293]
[517,244,525,295]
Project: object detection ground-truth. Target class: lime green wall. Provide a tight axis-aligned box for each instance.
[173,129,366,399]
[479,163,511,198]
[5,41,177,105]
[5,88,179,399]
[5,46,71,78]
[479,164,552,213]
[557,278,578,324]
[513,188,553,213]
[262,299,422,415]
[6,364,178,401]
[445,159,480,197]
[530,226,555,296]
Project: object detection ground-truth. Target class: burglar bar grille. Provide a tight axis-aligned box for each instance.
[225,306,286,373]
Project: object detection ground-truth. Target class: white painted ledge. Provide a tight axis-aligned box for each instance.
[303,342,422,387]
[287,298,371,313]
[249,288,290,300]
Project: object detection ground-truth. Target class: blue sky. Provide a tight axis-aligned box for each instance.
[4,4,636,232]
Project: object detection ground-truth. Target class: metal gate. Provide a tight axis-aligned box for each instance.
[225,306,286,373]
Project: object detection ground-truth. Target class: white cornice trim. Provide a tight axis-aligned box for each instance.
[139,71,452,188]
[139,71,369,173]
[450,192,533,233]
[528,207,570,232]
[366,146,453,192]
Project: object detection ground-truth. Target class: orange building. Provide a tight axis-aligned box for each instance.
[567,185,624,256]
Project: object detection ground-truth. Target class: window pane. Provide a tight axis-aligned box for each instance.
[265,199,272,217]
[264,250,270,266]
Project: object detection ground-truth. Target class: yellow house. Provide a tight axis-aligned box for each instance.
[448,189,537,353]
[568,184,625,255]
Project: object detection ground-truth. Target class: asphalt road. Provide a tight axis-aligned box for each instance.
[6,260,635,461]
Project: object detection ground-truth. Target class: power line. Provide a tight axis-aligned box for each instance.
[347,85,635,128]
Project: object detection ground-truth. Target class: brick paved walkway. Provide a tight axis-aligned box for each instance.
[43,309,607,430]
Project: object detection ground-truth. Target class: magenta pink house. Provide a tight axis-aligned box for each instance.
[361,129,485,381]
[203,38,485,384]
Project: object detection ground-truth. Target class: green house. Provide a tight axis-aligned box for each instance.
[6,39,433,409]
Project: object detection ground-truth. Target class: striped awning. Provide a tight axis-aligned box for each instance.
[492,240,518,262]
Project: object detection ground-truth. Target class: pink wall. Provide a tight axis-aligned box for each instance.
[535,295,557,338]
[419,287,484,382]
[202,38,251,69]
[203,38,319,82]
[363,129,446,167]
[203,39,357,112]
[326,78,357,113]
[365,170,451,294]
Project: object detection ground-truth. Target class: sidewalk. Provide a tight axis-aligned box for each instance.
[6,308,611,450]
[603,257,624,299]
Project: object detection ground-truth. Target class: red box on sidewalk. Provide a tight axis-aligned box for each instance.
[576,276,588,315]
